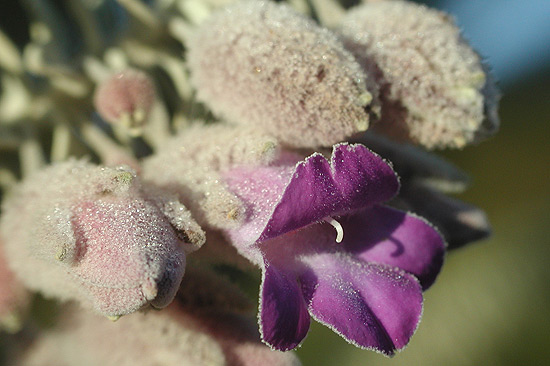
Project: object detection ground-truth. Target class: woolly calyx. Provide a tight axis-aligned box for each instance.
[142,124,279,230]
[187,1,378,148]
[339,0,499,149]
[93,69,156,135]
[0,160,204,317]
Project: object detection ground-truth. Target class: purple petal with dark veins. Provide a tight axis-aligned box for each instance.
[341,205,445,289]
[299,253,423,355]
[259,144,399,241]
[259,263,311,351]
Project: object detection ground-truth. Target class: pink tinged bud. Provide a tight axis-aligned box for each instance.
[187,1,379,148]
[93,69,156,134]
[339,0,499,149]
[0,160,204,317]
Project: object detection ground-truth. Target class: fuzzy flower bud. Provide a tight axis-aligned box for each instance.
[339,0,499,149]
[187,1,378,148]
[93,69,156,135]
[142,124,279,230]
[0,160,204,317]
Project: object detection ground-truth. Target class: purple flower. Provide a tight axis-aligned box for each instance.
[221,144,445,355]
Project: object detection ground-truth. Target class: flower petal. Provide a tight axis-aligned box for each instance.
[260,144,399,241]
[342,205,445,289]
[259,263,310,351]
[299,253,423,355]
[399,184,491,249]
[223,164,295,248]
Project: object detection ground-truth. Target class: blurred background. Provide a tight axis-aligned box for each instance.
[1,0,549,365]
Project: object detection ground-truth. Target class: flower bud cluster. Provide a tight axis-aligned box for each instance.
[0,0,499,364]
[1,160,204,317]
[187,0,498,149]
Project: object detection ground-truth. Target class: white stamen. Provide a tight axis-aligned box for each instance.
[325,217,344,243]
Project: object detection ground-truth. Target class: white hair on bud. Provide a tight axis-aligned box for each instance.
[187,1,379,148]
[340,0,499,149]
[0,160,202,317]
[142,123,278,230]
